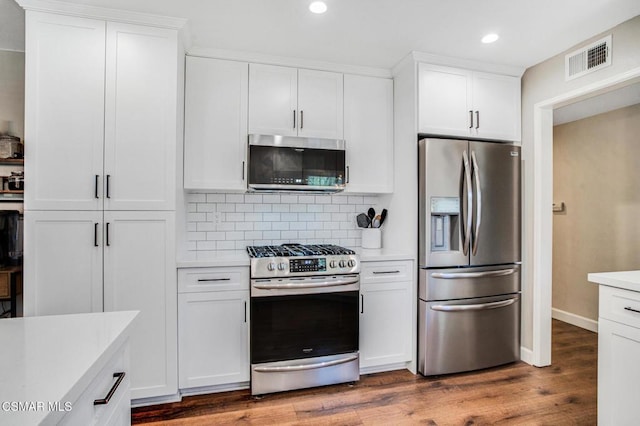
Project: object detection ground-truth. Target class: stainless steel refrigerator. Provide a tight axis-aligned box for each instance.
[418,137,521,376]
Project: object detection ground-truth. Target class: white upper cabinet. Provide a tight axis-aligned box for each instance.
[103,23,178,210]
[24,12,177,211]
[418,63,521,142]
[184,57,248,191]
[249,64,343,139]
[297,69,344,139]
[24,12,106,211]
[344,74,394,193]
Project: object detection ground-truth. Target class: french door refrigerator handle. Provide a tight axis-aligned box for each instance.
[471,150,482,255]
[431,297,517,312]
[430,268,517,279]
[461,150,472,256]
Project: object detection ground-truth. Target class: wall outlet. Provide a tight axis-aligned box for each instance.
[213,212,222,225]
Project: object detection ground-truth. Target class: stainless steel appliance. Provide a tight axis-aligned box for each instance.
[247,134,346,193]
[247,243,360,395]
[418,137,521,376]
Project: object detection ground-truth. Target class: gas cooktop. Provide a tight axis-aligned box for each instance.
[247,244,359,278]
[246,243,355,258]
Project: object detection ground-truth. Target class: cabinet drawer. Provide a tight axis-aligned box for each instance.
[178,267,249,293]
[0,273,9,298]
[600,285,640,329]
[61,342,129,426]
[361,261,412,284]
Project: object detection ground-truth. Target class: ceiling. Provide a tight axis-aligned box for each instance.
[2,0,640,71]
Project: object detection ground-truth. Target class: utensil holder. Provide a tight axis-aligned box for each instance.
[362,228,381,249]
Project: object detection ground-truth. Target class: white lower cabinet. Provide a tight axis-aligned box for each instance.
[60,341,131,426]
[178,267,250,391]
[24,210,177,401]
[598,285,640,425]
[359,261,413,370]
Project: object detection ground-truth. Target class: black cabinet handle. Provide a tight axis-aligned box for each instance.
[475,111,480,129]
[244,301,247,323]
[373,270,401,275]
[95,175,99,199]
[94,372,125,406]
[106,175,111,198]
[197,278,231,282]
[94,223,99,247]
[361,294,364,314]
[346,166,350,183]
[106,222,110,246]
[300,110,304,129]
[624,306,640,314]
[242,161,245,181]
[293,110,296,129]
[469,110,473,129]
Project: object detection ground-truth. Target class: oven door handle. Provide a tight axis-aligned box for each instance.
[252,278,359,290]
[253,355,358,373]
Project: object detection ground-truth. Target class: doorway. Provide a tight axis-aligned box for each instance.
[531,67,640,366]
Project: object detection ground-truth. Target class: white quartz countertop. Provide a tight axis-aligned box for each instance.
[177,248,414,268]
[0,311,138,425]
[588,270,640,292]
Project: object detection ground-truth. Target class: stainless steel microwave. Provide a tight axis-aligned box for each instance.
[247,134,346,193]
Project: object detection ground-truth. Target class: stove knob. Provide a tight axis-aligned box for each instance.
[347,259,356,268]
[267,262,276,271]
[278,262,286,271]
[339,260,347,268]
[329,260,337,268]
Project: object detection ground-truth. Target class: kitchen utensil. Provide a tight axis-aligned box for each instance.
[356,213,371,228]
[367,208,376,227]
[379,209,388,226]
[372,215,381,228]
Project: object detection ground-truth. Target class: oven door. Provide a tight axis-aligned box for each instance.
[250,277,359,364]
[248,134,346,192]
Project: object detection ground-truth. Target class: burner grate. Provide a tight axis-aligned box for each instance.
[246,244,355,258]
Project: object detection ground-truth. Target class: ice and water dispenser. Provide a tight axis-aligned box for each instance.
[430,197,460,252]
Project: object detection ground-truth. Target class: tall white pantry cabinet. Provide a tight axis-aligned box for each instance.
[21,7,183,402]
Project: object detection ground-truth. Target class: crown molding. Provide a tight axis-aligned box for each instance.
[187,46,392,79]
[15,0,188,30]
[407,51,525,77]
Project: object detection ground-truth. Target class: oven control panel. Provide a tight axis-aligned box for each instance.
[290,258,326,273]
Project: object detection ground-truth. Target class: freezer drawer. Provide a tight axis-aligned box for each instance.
[419,264,520,301]
[418,293,520,376]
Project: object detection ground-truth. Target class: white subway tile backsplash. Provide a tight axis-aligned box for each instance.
[185,192,381,251]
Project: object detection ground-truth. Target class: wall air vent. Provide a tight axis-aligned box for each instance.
[565,35,612,81]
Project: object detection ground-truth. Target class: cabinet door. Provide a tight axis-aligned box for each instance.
[297,69,344,139]
[103,211,176,400]
[360,262,413,369]
[472,72,521,142]
[418,64,472,138]
[23,211,103,316]
[248,64,297,136]
[184,57,248,190]
[103,23,177,210]
[344,74,393,193]
[178,291,249,389]
[598,318,640,426]
[24,12,105,211]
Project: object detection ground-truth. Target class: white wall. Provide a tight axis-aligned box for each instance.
[521,15,640,349]
[0,50,24,139]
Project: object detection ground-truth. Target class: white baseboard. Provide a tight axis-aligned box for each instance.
[360,362,410,376]
[552,308,598,333]
[179,382,249,397]
[520,346,534,365]
[132,393,181,408]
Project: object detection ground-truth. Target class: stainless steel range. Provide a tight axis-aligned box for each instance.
[247,244,360,396]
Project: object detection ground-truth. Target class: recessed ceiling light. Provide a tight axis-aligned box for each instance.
[309,1,327,14]
[482,33,499,44]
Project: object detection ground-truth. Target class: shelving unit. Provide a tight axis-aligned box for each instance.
[0,158,24,205]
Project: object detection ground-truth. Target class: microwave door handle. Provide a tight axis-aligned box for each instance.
[471,150,482,256]
[461,150,472,256]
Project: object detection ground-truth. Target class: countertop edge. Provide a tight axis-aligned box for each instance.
[587,270,640,293]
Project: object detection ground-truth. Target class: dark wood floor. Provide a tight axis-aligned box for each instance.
[132,320,597,425]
